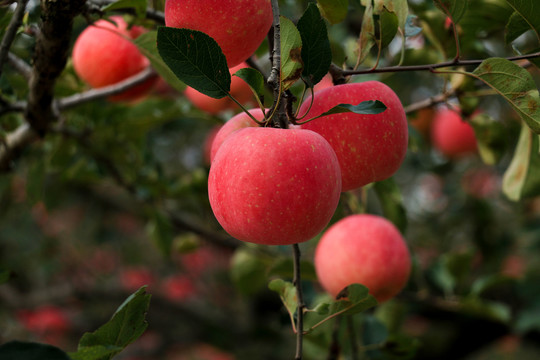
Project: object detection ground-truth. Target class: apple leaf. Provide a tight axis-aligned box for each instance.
[375,0,408,29]
[357,0,375,66]
[69,346,124,360]
[312,100,387,121]
[146,212,174,257]
[460,297,511,323]
[134,31,185,93]
[379,7,399,49]
[230,249,269,295]
[0,341,71,360]
[502,123,540,201]
[74,286,151,360]
[505,11,533,43]
[101,0,147,19]
[267,257,318,282]
[157,27,230,98]
[280,16,303,90]
[470,274,514,297]
[505,0,540,42]
[471,58,540,134]
[470,113,508,165]
[373,178,407,234]
[233,67,265,99]
[316,0,348,24]
[268,279,298,320]
[297,3,332,87]
[434,0,468,24]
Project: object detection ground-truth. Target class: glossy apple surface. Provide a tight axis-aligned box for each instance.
[164,0,273,67]
[430,107,477,158]
[299,81,408,191]
[72,16,156,102]
[208,127,341,245]
[314,214,411,303]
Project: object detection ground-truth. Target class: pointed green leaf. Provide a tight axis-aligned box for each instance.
[434,0,468,24]
[101,0,147,19]
[157,27,230,98]
[471,58,540,133]
[325,284,378,317]
[297,3,332,87]
[76,287,151,360]
[134,31,185,93]
[373,178,407,233]
[377,0,408,29]
[233,68,265,98]
[506,11,532,43]
[280,16,303,90]
[503,123,540,201]
[505,0,540,42]
[470,113,508,165]
[146,212,174,257]
[314,100,387,120]
[357,1,375,66]
[0,341,71,360]
[69,346,123,360]
[316,0,348,24]
[379,7,399,48]
[268,279,298,318]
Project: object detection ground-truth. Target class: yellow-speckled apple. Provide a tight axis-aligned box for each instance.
[299,81,408,191]
[208,127,342,245]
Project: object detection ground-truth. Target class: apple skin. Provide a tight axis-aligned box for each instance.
[184,63,253,114]
[314,214,411,303]
[209,108,266,162]
[164,0,273,68]
[72,16,156,102]
[299,81,408,191]
[430,107,477,158]
[208,127,342,245]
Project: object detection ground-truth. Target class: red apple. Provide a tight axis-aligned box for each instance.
[119,267,155,292]
[72,16,156,102]
[209,108,267,162]
[313,73,333,93]
[203,125,223,165]
[299,81,408,191]
[430,107,477,158]
[314,214,411,302]
[208,127,342,245]
[164,0,273,68]
[161,275,196,301]
[184,63,254,114]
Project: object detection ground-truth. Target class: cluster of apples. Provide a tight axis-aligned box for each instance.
[71,0,413,303]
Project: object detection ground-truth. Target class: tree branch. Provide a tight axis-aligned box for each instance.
[7,51,32,81]
[87,0,165,24]
[0,123,38,171]
[0,0,28,79]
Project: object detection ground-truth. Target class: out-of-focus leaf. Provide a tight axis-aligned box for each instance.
[505,0,540,42]
[470,274,514,297]
[233,68,265,99]
[267,257,318,282]
[135,31,186,93]
[502,123,540,201]
[146,212,174,256]
[0,269,10,284]
[69,345,123,360]
[506,11,532,43]
[470,113,508,165]
[362,315,389,346]
[430,252,473,296]
[460,297,511,323]
[316,0,348,24]
[280,16,304,90]
[230,249,268,295]
[101,0,147,19]
[471,58,540,134]
[0,341,71,360]
[157,27,230,98]
[297,3,332,87]
[373,177,407,233]
[434,0,468,24]
[515,305,540,334]
[268,279,298,319]
[357,0,375,66]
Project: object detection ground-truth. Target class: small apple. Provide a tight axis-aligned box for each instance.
[184,63,254,114]
[72,16,156,102]
[161,275,196,301]
[209,108,267,162]
[208,127,342,245]
[314,214,411,302]
[164,0,273,67]
[299,81,408,191]
[430,107,477,158]
[119,267,155,292]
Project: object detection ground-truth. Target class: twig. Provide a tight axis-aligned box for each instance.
[292,243,305,360]
[7,51,32,80]
[0,0,29,79]
[0,123,37,171]
[404,92,453,114]
[87,0,165,24]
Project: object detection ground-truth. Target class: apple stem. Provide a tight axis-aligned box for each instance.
[292,243,305,360]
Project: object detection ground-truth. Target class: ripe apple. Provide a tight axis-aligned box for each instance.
[299,81,408,191]
[185,63,254,114]
[208,127,342,245]
[430,107,477,158]
[72,16,156,102]
[164,0,273,68]
[161,275,196,301]
[314,214,411,302]
[409,107,435,140]
[203,125,222,165]
[209,108,267,162]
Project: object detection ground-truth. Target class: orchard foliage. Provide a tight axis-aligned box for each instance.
[1,0,540,360]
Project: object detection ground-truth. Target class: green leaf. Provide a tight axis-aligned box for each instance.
[319,284,378,317]
[146,212,174,257]
[505,0,540,42]
[471,58,540,134]
[434,0,468,24]
[297,3,332,87]
[316,0,348,24]
[314,100,387,119]
[470,113,508,165]
[268,279,298,319]
[516,305,540,333]
[0,341,71,360]
[134,31,185,93]
[376,0,408,29]
[69,346,123,360]
[373,177,407,233]
[502,123,540,201]
[101,0,147,19]
[357,1,375,66]
[460,297,511,323]
[470,274,513,297]
[230,249,268,295]
[506,11,533,43]
[0,269,11,284]
[379,7,399,48]
[157,27,230,98]
[233,68,265,98]
[75,286,151,360]
[280,16,303,90]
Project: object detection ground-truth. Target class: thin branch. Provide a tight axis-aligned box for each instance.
[87,0,165,24]
[0,123,37,171]
[7,51,32,80]
[340,50,540,76]
[404,92,453,114]
[293,243,305,360]
[0,0,29,79]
